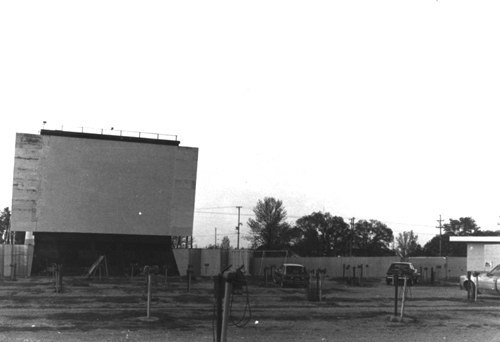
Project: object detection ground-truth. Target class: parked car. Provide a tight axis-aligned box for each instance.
[274,263,309,288]
[459,264,500,298]
[385,262,420,285]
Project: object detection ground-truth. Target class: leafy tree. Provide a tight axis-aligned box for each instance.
[474,230,500,236]
[395,230,422,259]
[220,236,231,249]
[0,207,11,243]
[443,217,480,236]
[353,219,394,256]
[422,233,467,257]
[293,212,350,256]
[423,217,483,256]
[246,197,295,250]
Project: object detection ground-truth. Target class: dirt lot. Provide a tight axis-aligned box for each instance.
[1,275,500,342]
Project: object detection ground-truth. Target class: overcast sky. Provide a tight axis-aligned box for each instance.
[1,1,500,249]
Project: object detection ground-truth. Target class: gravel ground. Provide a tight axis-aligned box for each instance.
[0,275,499,341]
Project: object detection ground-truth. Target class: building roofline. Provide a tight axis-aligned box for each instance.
[40,129,181,146]
[450,236,500,243]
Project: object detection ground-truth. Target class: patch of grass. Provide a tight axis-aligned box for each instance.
[279,295,307,302]
[66,280,91,287]
[172,293,214,304]
[42,310,211,331]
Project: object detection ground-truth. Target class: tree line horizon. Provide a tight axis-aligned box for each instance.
[239,197,500,258]
[2,201,499,257]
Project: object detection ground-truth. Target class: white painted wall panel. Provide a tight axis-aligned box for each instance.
[467,243,484,271]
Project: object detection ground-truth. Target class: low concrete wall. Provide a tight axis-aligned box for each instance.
[172,248,202,276]
[229,249,252,275]
[251,256,399,278]
[408,257,466,280]
[173,248,255,277]
[173,249,467,280]
[200,249,227,277]
[251,256,466,279]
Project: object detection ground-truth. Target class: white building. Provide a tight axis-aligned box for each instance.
[450,236,500,271]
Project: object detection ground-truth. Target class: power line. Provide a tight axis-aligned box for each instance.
[195,211,254,217]
[195,206,244,210]
[193,232,239,238]
[196,210,437,230]
[195,208,445,245]
[197,211,433,226]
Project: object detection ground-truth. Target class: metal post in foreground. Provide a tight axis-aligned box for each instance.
[146,273,151,318]
[214,274,224,342]
[187,265,193,292]
[10,263,17,281]
[137,266,158,322]
[215,265,232,342]
[467,271,471,300]
[400,277,407,318]
[165,267,168,288]
[264,267,268,287]
[474,272,479,302]
[394,274,399,317]
[220,280,233,342]
[54,264,63,293]
[314,269,326,302]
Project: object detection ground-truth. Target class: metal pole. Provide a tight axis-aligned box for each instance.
[467,271,471,300]
[165,267,168,288]
[215,275,224,342]
[475,273,479,302]
[54,266,59,293]
[57,265,63,293]
[187,267,192,292]
[147,273,151,318]
[264,267,268,287]
[221,280,232,342]
[394,274,399,316]
[317,270,322,302]
[400,277,407,318]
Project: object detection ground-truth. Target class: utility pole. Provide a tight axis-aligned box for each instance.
[437,215,444,257]
[215,227,217,248]
[349,217,355,257]
[236,206,242,249]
